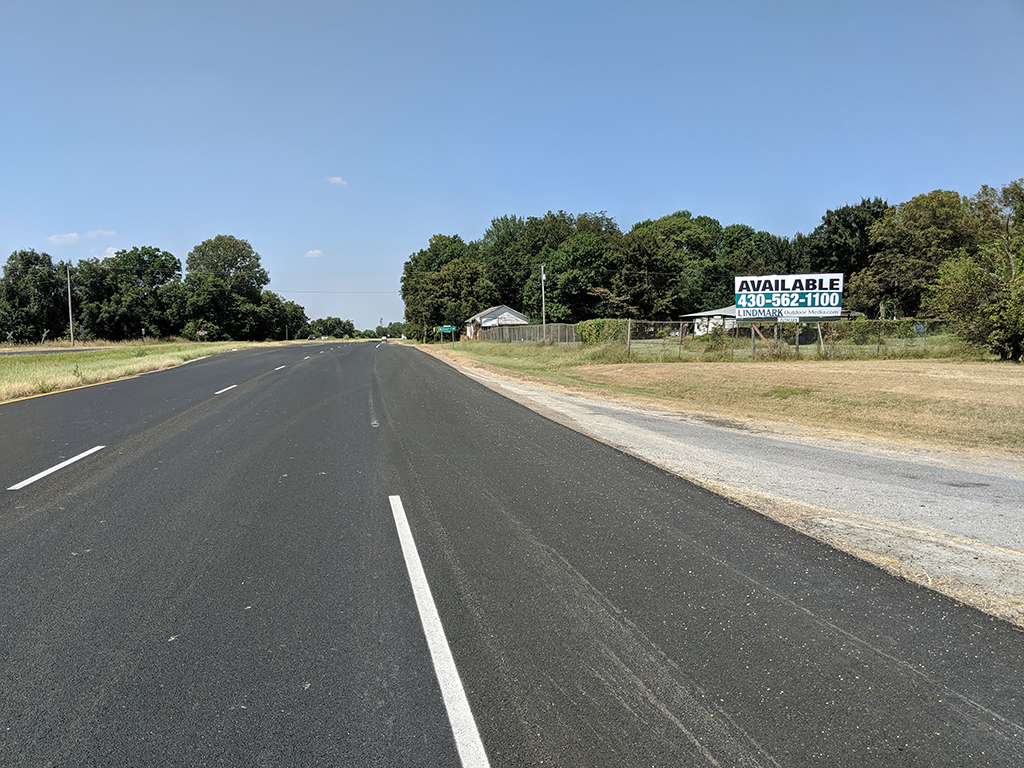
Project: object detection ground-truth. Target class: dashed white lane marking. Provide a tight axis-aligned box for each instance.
[274,365,286,371]
[388,495,490,768]
[8,446,106,490]
[304,356,311,360]
[214,385,237,395]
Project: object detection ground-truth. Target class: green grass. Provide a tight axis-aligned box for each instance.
[0,340,294,402]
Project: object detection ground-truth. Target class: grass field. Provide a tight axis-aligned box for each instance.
[0,340,287,402]
[426,341,1024,459]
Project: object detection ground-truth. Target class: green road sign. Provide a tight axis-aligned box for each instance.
[439,325,458,333]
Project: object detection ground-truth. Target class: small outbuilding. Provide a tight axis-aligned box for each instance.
[465,305,529,339]
[679,305,736,335]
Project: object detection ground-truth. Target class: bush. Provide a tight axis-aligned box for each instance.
[577,318,629,345]
[703,325,730,352]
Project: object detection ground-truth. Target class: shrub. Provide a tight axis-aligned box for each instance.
[577,318,629,345]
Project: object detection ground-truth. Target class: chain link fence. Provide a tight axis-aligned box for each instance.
[624,318,953,360]
[470,318,955,360]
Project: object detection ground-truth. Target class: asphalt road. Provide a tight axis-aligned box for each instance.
[2,342,1022,766]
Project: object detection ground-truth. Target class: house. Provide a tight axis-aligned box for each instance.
[679,305,736,335]
[464,305,529,339]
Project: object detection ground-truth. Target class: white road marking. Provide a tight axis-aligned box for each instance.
[388,495,490,768]
[369,393,379,428]
[8,446,106,490]
[304,356,310,360]
[274,365,286,371]
[214,385,237,395]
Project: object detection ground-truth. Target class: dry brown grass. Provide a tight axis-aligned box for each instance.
[428,345,1024,459]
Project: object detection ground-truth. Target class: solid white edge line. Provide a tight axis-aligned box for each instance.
[8,446,106,490]
[388,495,491,768]
[214,385,237,395]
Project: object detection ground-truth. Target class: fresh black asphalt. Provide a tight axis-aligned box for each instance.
[2,342,1022,766]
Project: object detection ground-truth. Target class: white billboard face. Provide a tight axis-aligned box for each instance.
[734,273,844,319]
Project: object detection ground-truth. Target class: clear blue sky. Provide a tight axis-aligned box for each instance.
[2,0,1021,329]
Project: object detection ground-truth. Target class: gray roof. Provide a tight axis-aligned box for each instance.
[465,305,529,324]
[679,305,736,319]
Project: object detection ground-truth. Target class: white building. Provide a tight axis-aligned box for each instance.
[464,305,529,339]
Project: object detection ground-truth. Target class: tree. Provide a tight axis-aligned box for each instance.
[985,277,1024,361]
[522,234,619,323]
[309,317,356,338]
[970,179,1022,282]
[0,249,65,342]
[186,235,269,302]
[404,257,498,333]
[851,190,980,317]
[923,180,1024,360]
[922,255,999,347]
[479,215,529,309]
[256,290,309,340]
[76,246,181,340]
[803,197,890,276]
[478,211,622,313]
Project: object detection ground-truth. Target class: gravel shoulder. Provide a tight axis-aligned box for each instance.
[421,347,1024,628]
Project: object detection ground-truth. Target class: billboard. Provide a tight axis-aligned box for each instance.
[734,273,844,319]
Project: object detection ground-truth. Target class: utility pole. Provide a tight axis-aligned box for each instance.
[541,263,547,343]
[66,264,74,347]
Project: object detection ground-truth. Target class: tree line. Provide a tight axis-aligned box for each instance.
[400,179,1023,359]
[0,234,386,344]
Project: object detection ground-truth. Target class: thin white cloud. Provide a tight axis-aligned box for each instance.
[86,229,116,238]
[304,249,324,258]
[48,232,80,245]
[327,177,347,185]
[103,247,117,258]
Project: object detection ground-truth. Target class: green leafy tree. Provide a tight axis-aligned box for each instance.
[309,316,356,338]
[255,290,309,340]
[802,197,890,276]
[479,215,528,308]
[186,235,269,302]
[970,179,1022,282]
[0,249,66,342]
[76,246,181,340]
[405,257,498,333]
[523,234,619,323]
[851,190,980,317]
[401,234,478,300]
[986,277,1024,361]
[616,211,715,318]
[180,236,296,340]
[923,180,1024,360]
[401,235,487,338]
[477,211,622,313]
[922,255,999,347]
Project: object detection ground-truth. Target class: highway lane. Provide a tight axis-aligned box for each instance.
[2,342,1023,766]
[2,342,463,765]
[0,343,333,489]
